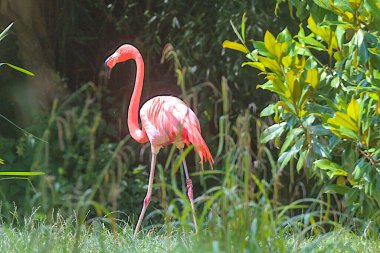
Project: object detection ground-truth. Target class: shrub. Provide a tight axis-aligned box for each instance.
[224,0,380,227]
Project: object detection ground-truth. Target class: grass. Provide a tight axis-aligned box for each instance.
[291,230,380,253]
[0,212,184,253]
[0,213,379,253]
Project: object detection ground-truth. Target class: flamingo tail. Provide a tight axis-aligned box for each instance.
[182,122,214,170]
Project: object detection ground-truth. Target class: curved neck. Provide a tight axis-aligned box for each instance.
[127,53,149,143]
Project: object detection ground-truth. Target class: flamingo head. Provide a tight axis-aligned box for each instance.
[104,44,141,79]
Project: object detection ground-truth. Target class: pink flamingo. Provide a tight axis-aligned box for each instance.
[104,44,213,239]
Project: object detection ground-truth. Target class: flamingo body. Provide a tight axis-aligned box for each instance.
[140,95,213,166]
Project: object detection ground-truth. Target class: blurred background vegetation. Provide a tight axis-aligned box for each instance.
[0,0,379,250]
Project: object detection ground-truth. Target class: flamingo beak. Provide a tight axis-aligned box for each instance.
[104,53,119,79]
[104,62,112,80]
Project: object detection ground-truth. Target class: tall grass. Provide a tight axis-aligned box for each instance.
[1,199,379,252]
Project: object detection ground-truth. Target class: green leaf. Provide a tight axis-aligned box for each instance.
[257,56,282,73]
[260,122,286,144]
[222,40,249,54]
[312,0,333,10]
[264,31,277,57]
[297,34,326,50]
[277,28,292,43]
[368,47,380,56]
[0,23,13,42]
[242,61,265,72]
[297,150,306,172]
[335,25,346,49]
[260,104,276,117]
[253,41,272,57]
[230,19,244,44]
[314,159,348,178]
[257,80,285,96]
[347,98,359,123]
[0,171,45,176]
[352,159,370,181]
[0,63,35,76]
[241,12,246,42]
[343,188,359,207]
[278,137,304,169]
[328,112,358,132]
[364,0,380,22]
[323,184,350,195]
[305,57,318,69]
[358,41,369,66]
[305,69,319,88]
[280,128,303,154]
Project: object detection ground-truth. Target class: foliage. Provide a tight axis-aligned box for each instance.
[0,22,44,180]
[0,83,144,222]
[2,1,380,250]
[0,1,294,220]
[0,23,34,76]
[224,0,380,223]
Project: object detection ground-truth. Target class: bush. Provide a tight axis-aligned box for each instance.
[224,0,380,227]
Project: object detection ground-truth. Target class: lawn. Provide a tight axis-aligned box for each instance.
[1,213,379,253]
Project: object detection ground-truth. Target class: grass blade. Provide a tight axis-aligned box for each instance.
[0,63,35,76]
[0,23,13,42]
[0,171,45,176]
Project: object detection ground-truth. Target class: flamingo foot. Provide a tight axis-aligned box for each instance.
[133,194,151,239]
[186,178,198,233]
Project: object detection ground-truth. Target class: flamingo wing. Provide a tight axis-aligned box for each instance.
[140,96,213,168]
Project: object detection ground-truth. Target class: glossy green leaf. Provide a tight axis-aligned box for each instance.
[280,128,303,154]
[323,184,350,195]
[241,12,246,42]
[358,41,369,65]
[260,103,276,117]
[347,98,359,123]
[305,69,319,88]
[257,80,285,96]
[364,0,380,21]
[278,137,304,169]
[258,56,282,73]
[305,57,318,69]
[277,28,292,42]
[260,122,286,144]
[264,30,277,57]
[335,25,346,49]
[352,159,370,181]
[242,61,265,72]
[222,40,249,54]
[314,159,348,178]
[296,150,306,172]
[253,41,272,57]
[328,112,358,132]
[298,34,326,50]
[343,188,359,206]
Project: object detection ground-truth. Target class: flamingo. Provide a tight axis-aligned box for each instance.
[104,44,213,239]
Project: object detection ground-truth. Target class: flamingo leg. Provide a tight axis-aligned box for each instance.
[133,151,157,239]
[180,149,198,233]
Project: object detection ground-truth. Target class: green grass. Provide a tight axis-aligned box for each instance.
[0,213,379,253]
[0,215,184,253]
[290,230,380,253]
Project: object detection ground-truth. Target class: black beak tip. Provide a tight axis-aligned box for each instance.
[104,62,111,80]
